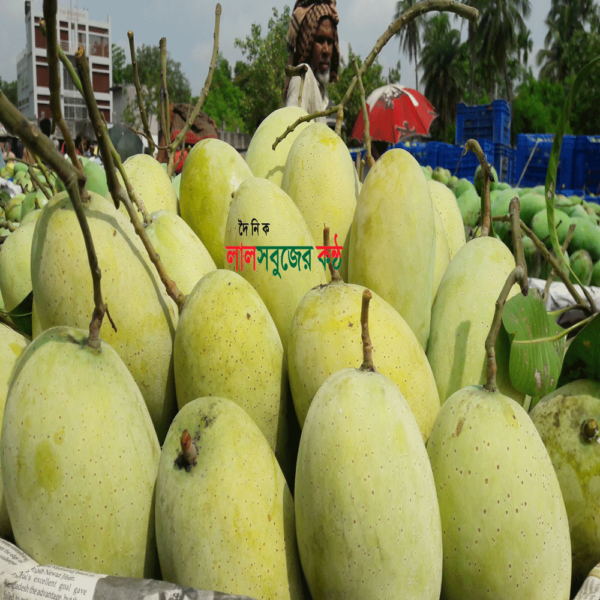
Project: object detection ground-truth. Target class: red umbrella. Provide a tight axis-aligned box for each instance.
[351,84,438,145]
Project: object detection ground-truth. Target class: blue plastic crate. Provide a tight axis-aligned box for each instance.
[515,134,576,189]
[396,141,428,166]
[573,136,600,194]
[441,140,494,182]
[455,99,511,146]
[425,141,448,169]
[509,147,516,185]
[493,143,512,184]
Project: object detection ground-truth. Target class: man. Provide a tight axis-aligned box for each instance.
[284,0,340,122]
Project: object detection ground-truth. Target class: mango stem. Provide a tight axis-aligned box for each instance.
[359,289,376,372]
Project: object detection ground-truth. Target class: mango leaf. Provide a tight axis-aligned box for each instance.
[558,313,600,387]
[502,288,564,398]
[545,56,600,265]
[5,291,33,338]
[20,192,36,221]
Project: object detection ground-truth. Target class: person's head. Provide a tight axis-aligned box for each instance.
[310,17,335,86]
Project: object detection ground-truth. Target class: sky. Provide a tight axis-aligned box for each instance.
[1,0,552,95]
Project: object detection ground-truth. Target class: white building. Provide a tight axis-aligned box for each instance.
[16,1,112,140]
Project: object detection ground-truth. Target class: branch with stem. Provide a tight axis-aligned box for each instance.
[0,219,18,232]
[165,4,221,177]
[128,30,155,156]
[465,139,494,237]
[323,226,343,282]
[509,198,528,294]
[543,223,575,301]
[353,59,374,169]
[41,3,82,175]
[272,0,478,150]
[359,289,376,372]
[34,154,57,195]
[286,64,307,108]
[75,48,186,312]
[159,37,171,171]
[28,164,52,200]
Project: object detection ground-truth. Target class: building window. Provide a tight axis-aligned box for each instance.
[64,96,88,121]
[63,62,77,91]
[90,34,109,57]
[34,25,47,49]
[38,103,51,119]
[100,108,111,123]
[92,72,110,93]
[36,64,50,87]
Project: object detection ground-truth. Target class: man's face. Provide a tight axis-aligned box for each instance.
[310,18,335,78]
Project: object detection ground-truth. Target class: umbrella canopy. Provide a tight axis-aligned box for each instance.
[351,84,438,145]
[108,123,144,163]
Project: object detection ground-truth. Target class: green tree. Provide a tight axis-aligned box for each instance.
[111,43,127,86]
[200,53,246,132]
[394,0,421,92]
[419,14,467,141]
[0,77,17,106]
[234,6,291,132]
[328,46,389,140]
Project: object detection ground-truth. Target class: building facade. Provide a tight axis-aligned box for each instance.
[17,1,112,140]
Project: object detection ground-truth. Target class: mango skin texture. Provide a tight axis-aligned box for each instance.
[348,149,436,349]
[246,106,310,187]
[281,122,358,282]
[426,386,571,600]
[180,138,252,268]
[288,282,440,440]
[31,192,178,442]
[224,177,326,351]
[2,327,161,578]
[432,205,451,301]
[295,368,443,600]
[0,324,28,538]
[427,236,521,404]
[145,210,216,296]
[156,397,305,600]
[530,380,600,595]
[427,179,466,260]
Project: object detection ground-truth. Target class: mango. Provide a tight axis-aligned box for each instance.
[592,260,600,286]
[456,188,480,228]
[180,138,252,268]
[569,249,593,286]
[568,217,600,261]
[83,160,108,197]
[2,326,160,577]
[348,149,436,348]
[432,205,450,300]
[518,192,546,225]
[531,209,572,249]
[428,179,465,260]
[156,397,305,600]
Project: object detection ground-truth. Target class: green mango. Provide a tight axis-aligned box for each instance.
[0,219,37,312]
[530,380,600,595]
[348,149,436,349]
[584,201,600,217]
[145,210,216,296]
[422,166,432,180]
[531,209,572,249]
[562,203,588,220]
[427,237,523,404]
[5,196,23,223]
[491,189,519,245]
[454,178,474,199]
[592,261,600,286]
[489,189,501,207]
[171,172,181,202]
[517,187,531,196]
[433,205,450,299]
[296,364,443,600]
[288,282,440,439]
[428,180,466,260]
[532,184,547,195]
[21,208,42,226]
[540,250,570,280]
[568,217,600,261]
[173,269,294,480]
[495,182,512,191]
[156,397,305,600]
[0,323,28,539]
[224,177,326,351]
[569,249,593,286]
[456,188,480,228]
[519,193,547,225]
[432,166,450,186]
[246,105,310,187]
[522,235,542,279]
[31,192,178,442]
[13,162,28,175]
[281,123,357,282]
[474,164,498,196]
[180,139,252,268]
[2,327,160,577]
[82,160,108,197]
[427,385,571,599]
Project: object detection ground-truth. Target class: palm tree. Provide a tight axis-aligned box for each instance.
[517,29,533,66]
[455,0,486,104]
[477,0,532,103]
[419,14,468,139]
[394,0,421,91]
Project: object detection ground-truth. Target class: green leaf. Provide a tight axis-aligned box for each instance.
[502,288,565,397]
[20,192,36,221]
[5,291,33,338]
[558,313,600,387]
[545,56,600,264]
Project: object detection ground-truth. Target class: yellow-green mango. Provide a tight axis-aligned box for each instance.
[245,106,310,187]
[427,385,571,599]
[2,326,160,577]
[433,205,450,301]
[427,237,522,404]
[21,208,42,225]
[288,281,440,439]
[31,192,178,442]
[428,179,466,260]
[107,154,178,216]
[224,177,326,350]
[173,269,294,479]
[0,323,28,538]
[0,220,36,312]
[348,149,436,349]
[180,139,252,268]
[145,210,216,296]
[281,122,357,281]
[530,380,600,595]
[296,367,443,600]
[156,397,305,600]
[83,160,108,197]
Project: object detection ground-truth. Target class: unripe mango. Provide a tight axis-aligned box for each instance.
[349,149,436,348]
[432,205,450,300]
[428,179,466,260]
[180,139,252,268]
[0,220,36,312]
[156,397,305,600]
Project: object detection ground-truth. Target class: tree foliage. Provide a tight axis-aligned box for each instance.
[394,0,422,92]
[111,44,127,87]
[0,77,17,107]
